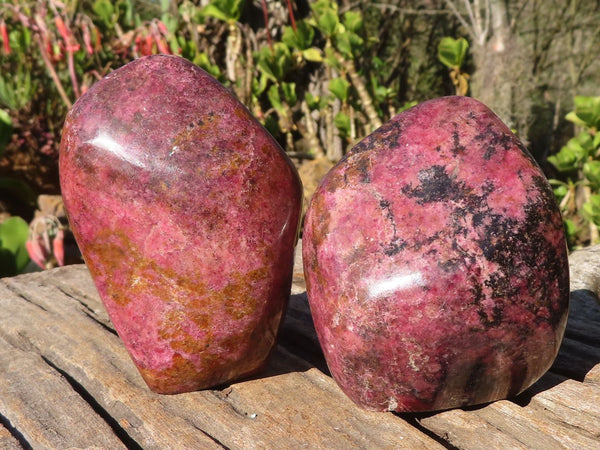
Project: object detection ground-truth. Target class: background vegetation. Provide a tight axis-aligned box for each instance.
[1,0,599,274]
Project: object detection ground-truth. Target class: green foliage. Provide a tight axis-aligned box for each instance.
[194,53,223,80]
[437,37,470,96]
[0,0,461,219]
[256,43,292,83]
[583,160,600,189]
[0,27,36,111]
[93,0,116,27]
[329,78,350,103]
[202,0,244,23]
[282,21,314,51]
[566,96,600,131]
[343,11,363,34]
[548,132,599,172]
[334,112,350,138]
[310,0,340,38]
[582,194,600,227]
[0,109,11,156]
[437,37,468,69]
[0,216,30,277]
[549,96,600,247]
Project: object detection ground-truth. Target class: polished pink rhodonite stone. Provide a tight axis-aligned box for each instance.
[60,55,302,393]
[302,96,569,412]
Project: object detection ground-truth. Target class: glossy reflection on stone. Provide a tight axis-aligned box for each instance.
[302,96,569,413]
[60,55,303,394]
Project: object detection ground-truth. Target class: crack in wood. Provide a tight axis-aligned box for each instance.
[183,417,230,449]
[0,412,33,450]
[406,416,459,450]
[53,282,102,309]
[81,309,119,336]
[1,281,49,312]
[39,356,143,450]
[52,286,118,336]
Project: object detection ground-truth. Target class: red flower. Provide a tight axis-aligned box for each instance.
[0,20,11,55]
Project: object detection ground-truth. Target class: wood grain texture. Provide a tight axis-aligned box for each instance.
[0,243,598,449]
[0,264,441,449]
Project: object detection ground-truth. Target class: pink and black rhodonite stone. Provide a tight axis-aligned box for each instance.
[302,96,569,413]
[60,55,302,394]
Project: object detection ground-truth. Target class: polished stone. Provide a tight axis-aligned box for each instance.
[60,55,303,394]
[302,96,569,412]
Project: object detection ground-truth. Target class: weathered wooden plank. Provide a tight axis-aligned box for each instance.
[1,243,598,449]
[0,336,127,449]
[417,407,532,449]
[0,266,443,449]
[419,369,600,450]
[525,373,600,437]
[0,273,229,449]
[582,362,600,385]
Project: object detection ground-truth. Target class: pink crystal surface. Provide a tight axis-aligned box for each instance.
[60,55,302,393]
[302,96,569,412]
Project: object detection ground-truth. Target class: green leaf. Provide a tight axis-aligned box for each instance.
[334,112,350,138]
[567,96,600,130]
[93,0,115,26]
[583,160,600,188]
[564,219,577,240]
[195,53,222,80]
[323,47,342,70]
[335,31,363,58]
[548,132,595,172]
[437,37,469,69]
[281,82,297,106]
[9,27,31,52]
[593,132,600,149]
[0,109,12,156]
[343,11,363,33]
[547,148,579,172]
[304,92,327,111]
[552,182,568,199]
[202,4,231,22]
[251,73,268,97]
[202,0,244,23]
[256,43,291,82]
[301,48,323,62]
[310,0,339,37]
[267,85,283,111]
[397,101,418,114]
[329,78,350,103]
[582,194,600,226]
[120,0,134,26]
[282,20,314,50]
[0,216,30,277]
[319,10,339,36]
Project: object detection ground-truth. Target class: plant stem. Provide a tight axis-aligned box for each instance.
[340,52,382,131]
[67,50,80,99]
[300,99,325,158]
[35,34,71,109]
